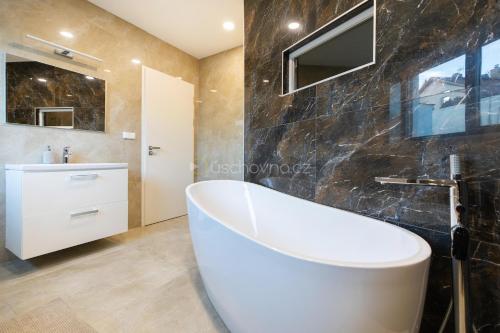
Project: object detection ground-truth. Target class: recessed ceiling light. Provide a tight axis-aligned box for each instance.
[210,89,217,93]
[37,78,47,82]
[85,75,95,80]
[104,69,111,73]
[263,79,270,83]
[60,31,74,38]
[66,94,73,97]
[223,21,235,31]
[288,22,301,30]
[131,58,141,65]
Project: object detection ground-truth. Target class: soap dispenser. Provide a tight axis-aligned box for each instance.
[42,145,56,164]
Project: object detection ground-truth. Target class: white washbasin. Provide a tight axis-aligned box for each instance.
[5,163,128,171]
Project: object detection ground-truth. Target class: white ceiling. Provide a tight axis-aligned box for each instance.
[88,0,244,59]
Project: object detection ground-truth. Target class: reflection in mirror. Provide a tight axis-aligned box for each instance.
[35,107,74,128]
[388,82,401,142]
[410,55,466,137]
[4,54,105,132]
[480,40,500,126]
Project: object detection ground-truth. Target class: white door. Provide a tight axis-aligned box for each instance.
[142,66,194,225]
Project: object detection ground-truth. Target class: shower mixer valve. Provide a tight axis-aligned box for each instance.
[375,154,472,333]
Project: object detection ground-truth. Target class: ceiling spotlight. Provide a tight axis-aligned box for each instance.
[104,69,111,73]
[59,31,74,38]
[223,21,235,31]
[66,94,73,97]
[210,89,217,93]
[85,75,95,80]
[288,22,301,30]
[131,58,141,65]
[263,79,270,83]
[37,78,47,83]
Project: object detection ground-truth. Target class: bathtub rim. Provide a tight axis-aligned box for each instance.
[186,180,432,270]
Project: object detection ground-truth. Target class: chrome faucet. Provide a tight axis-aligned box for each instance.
[62,146,71,164]
[375,155,471,333]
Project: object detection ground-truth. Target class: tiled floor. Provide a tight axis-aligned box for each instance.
[0,216,228,332]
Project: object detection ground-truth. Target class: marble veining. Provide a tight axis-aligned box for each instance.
[244,0,500,331]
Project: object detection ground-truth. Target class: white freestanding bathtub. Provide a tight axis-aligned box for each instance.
[186,180,431,333]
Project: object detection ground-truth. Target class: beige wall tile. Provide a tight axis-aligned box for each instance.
[196,46,244,181]
[0,0,200,262]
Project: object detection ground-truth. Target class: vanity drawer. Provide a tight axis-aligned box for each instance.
[21,201,128,259]
[21,169,128,217]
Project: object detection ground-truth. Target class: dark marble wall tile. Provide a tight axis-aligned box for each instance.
[244,0,500,331]
[470,241,500,332]
[245,119,316,200]
[423,255,454,333]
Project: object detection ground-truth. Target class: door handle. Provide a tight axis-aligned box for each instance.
[148,146,161,156]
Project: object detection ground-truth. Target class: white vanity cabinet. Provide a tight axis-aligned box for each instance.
[5,163,128,259]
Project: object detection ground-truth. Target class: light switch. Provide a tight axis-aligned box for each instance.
[122,131,136,140]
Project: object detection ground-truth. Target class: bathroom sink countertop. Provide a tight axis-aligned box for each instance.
[5,163,128,171]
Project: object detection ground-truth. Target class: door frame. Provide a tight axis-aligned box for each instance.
[140,65,148,227]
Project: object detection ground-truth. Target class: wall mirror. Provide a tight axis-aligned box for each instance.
[282,0,375,95]
[2,53,105,132]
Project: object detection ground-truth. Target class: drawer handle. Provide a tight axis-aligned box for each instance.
[70,209,99,218]
[70,174,98,181]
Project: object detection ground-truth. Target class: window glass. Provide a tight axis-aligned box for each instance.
[410,55,466,137]
[480,40,500,126]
